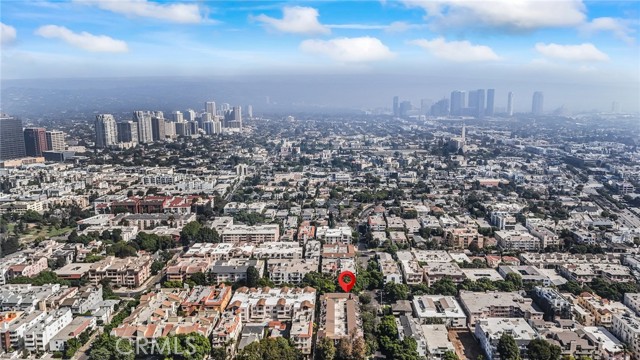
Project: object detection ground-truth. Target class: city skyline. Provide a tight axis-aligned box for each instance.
[1,1,639,112]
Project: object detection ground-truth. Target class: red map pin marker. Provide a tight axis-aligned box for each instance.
[338,271,356,293]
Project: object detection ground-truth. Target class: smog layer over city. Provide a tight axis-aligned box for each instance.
[0,1,639,360]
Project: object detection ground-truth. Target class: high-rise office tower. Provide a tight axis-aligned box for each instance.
[221,103,231,112]
[201,113,213,123]
[247,105,253,119]
[0,115,26,160]
[507,92,514,116]
[23,127,48,157]
[185,109,197,122]
[399,101,412,118]
[420,99,432,115]
[165,121,176,138]
[467,90,478,110]
[151,116,166,141]
[45,131,65,152]
[133,111,153,144]
[450,91,466,116]
[175,122,190,137]
[188,121,199,134]
[203,121,214,135]
[393,96,399,117]
[214,120,222,134]
[486,89,495,116]
[117,121,139,144]
[532,91,544,115]
[430,98,450,117]
[476,89,485,118]
[171,111,184,123]
[95,114,118,148]
[612,101,621,113]
[205,101,216,116]
[224,106,242,128]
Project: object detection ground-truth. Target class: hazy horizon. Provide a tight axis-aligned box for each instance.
[1,0,639,114]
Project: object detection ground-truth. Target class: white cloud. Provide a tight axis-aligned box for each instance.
[35,25,128,52]
[327,21,423,33]
[535,42,609,62]
[254,6,330,35]
[403,0,586,31]
[581,17,635,44]
[410,37,501,62]
[1,23,17,45]
[300,37,394,62]
[74,0,204,24]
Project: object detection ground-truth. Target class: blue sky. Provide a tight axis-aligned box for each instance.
[1,0,638,78]
[1,1,639,112]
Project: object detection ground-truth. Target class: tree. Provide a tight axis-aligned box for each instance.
[236,337,301,360]
[246,266,260,288]
[302,272,336,294]
[527,338,561,360]
[211,347,228,360]
[196,227,220,243]
[180,221,202,246]
[189,272,208,286]
[505,272,524,290]
[497,333,521,360]
[316,337,336,360]
[336,338,352,360]
[384,282,409,302]
[443,351,460,360]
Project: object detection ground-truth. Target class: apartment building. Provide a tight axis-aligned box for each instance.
[611,313,640,360]
[412,295,467,328]
[475,318,537,360]
[209,259,264,284]
[267,259,319,285]
[226,286,316,323]
[423,262,465,286]
[87,255,152,288]
[221,224,280,243]
[495,230,540,251]
[317,293,362,340]
[315,226,352,245]
[321,244,356,275]
[572,292,628,327]
[446,227,484,249]
[459,291,543,325]
[23,308,73,352]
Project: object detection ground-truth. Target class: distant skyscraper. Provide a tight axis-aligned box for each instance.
[399,101,412,117]
[95,114,118,148]
[221,103,231,112]
[467,90,478,115]
[46,131,65,152]
[185,109,196,122]
[532,91,544,115]
[393,96,399,117]
[476,89,485,118]
[205,101,216,116]
[151,116,166,141]
[486,89,495,116]
[203,121,215,135]
[0,115,26,160]
[420,99,432,115]
[171,111,184,123]
[164,121,176,138]
[247,105,253,119]
[24,127,48,157]
[450,91,466,116]
[507,92,514,116]
[117,121,139,144]
[611,101,621,113]
[133,111,153,144]
[175,122,190,137]
[430,98,450,117]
